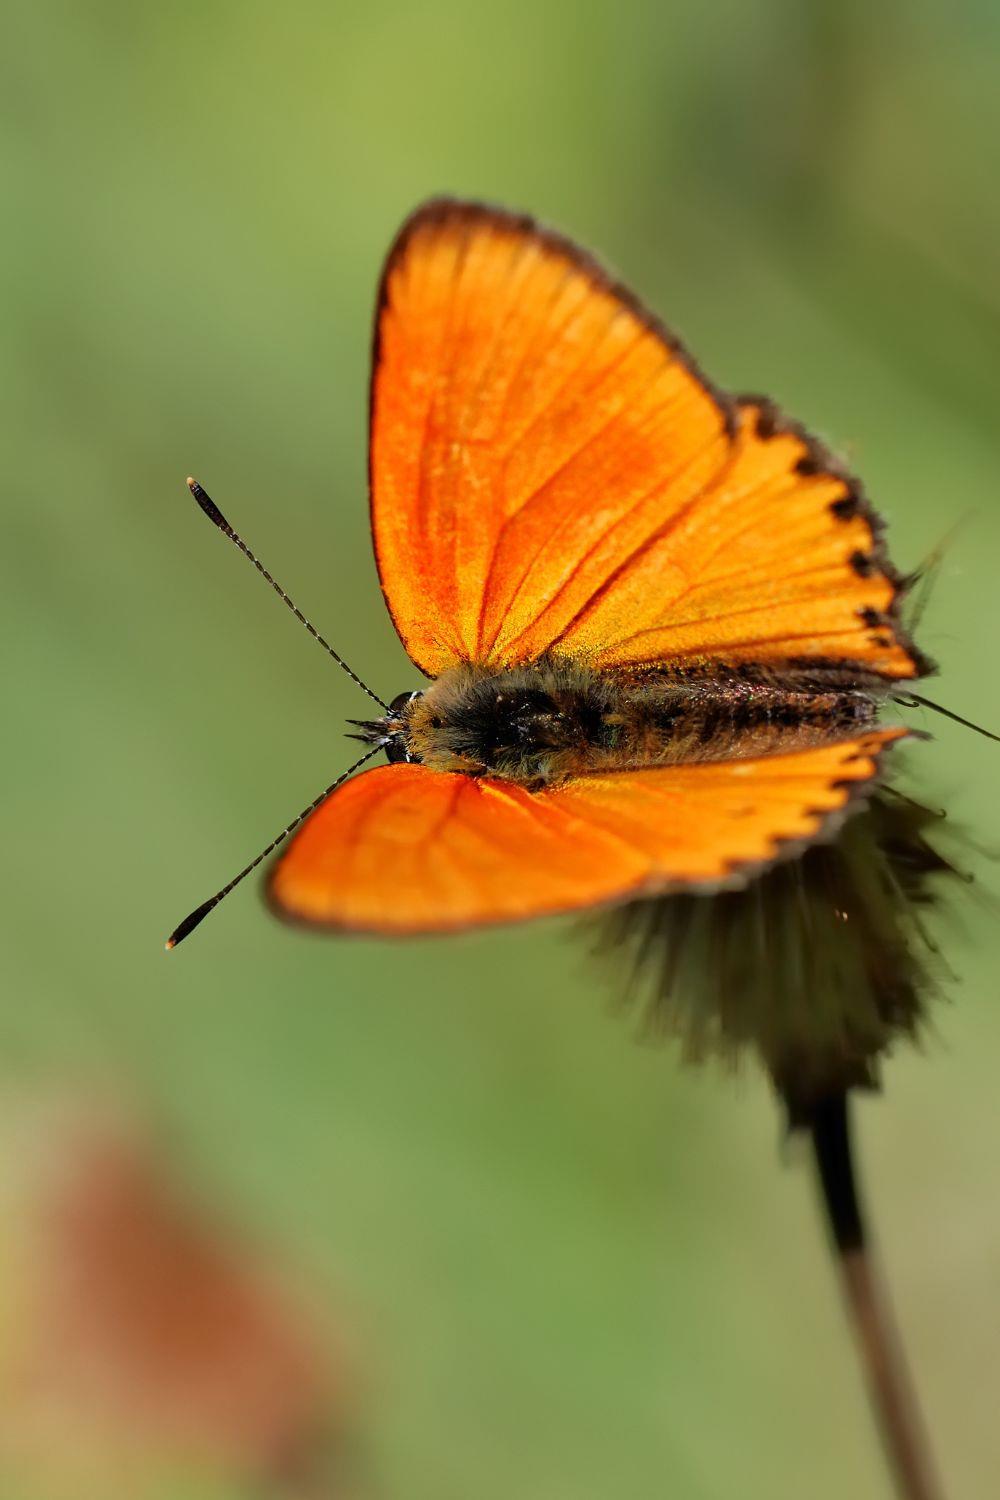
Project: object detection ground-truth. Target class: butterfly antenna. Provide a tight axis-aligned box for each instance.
[185,477,388,710]
[894,690,1000,744]
[164,745,381,950]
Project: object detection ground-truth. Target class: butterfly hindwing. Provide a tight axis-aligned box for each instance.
[267,730,905,935]
[551,397,924,677]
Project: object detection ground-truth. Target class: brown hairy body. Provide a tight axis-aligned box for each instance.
[373,657,887,787]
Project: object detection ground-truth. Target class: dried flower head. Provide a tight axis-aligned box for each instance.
[596,778,972,1123]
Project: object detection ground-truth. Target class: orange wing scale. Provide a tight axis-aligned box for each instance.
[268,730,905,936]
[370,201,923,682]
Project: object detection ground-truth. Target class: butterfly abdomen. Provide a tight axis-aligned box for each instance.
[403,658,883,785]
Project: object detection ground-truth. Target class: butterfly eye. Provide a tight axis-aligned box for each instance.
[388,690,421,716]
[383,690,422,764]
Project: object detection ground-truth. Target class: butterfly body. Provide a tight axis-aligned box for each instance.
[361,658,886,787]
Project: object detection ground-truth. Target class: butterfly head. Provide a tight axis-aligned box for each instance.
[387,660,620,784]
[346,690,423,764]
[346,664,611,781]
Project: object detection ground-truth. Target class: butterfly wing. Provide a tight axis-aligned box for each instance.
[546,397,923,677]
[370,200,925,681]
[369,198,732,676]
[267,730,904,935]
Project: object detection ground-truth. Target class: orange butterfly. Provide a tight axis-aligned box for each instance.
[167,198,932,948]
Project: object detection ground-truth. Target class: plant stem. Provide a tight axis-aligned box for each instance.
[809,1093,945,1500]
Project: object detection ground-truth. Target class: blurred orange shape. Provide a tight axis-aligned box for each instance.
[0,1103,354,1497]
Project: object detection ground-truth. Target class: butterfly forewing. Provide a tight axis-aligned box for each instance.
[370,199,732,675]
[369,200,924,682]
[268,731,905,935]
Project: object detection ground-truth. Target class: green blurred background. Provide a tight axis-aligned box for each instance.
[4,1,999,1495]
